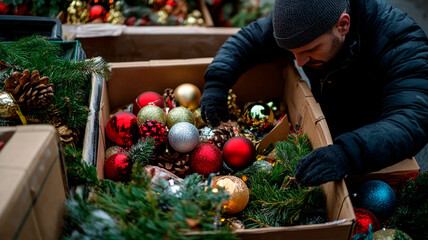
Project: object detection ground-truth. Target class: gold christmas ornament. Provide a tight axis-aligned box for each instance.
[137,105,167,126]
[373,229,412,240]
[184,10,204,26]
[105,146,124,159]
[173,83,201,110]
[105,1,124,25]
[157,9,169,24]
[192,108,206,128]
[0,91,26,125]
[166,106,195,129]
[213,175,249,214]
[67,0,89,24]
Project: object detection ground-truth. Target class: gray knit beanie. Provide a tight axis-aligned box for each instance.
[273,0,347,49]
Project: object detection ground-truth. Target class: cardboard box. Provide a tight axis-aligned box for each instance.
[62,26,239,62]
[0,125,68,240]
[90,57,356,239]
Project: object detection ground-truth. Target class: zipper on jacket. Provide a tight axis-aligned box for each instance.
[320,64,351,94]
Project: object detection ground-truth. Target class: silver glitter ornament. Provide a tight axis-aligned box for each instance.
[168,122,199,153]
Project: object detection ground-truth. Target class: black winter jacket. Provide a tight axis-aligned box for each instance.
[204,0,428,174]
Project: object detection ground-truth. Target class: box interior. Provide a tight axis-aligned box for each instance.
[95,57,356,239]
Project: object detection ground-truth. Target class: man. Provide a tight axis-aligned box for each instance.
[200,0,428,186]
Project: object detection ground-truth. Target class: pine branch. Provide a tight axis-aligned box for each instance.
[127,137,156,166]
[64,172,233,240]
[236,131,327,228]
[63,145,98,187]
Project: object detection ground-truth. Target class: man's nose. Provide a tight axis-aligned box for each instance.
[294,53,310,67]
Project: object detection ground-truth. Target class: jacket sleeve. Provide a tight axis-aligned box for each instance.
[335,0,428,174]
[204,14,287,92]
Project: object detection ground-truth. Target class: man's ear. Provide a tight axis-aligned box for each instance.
[336,13,350,35]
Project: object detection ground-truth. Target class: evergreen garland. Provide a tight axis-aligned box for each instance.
[0,36,109,130]
[388,172,428,240]
[234,130,328,228]
[63,145,99,187]
[63,166,235,239]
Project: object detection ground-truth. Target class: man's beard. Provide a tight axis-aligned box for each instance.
[307,34,342,70]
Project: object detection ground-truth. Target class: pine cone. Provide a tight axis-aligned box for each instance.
[4,69,54,109]
[200,121,238,150]
[0,61,9,70]
[53,121,80,145]
[156,147,191,178]
[162,88,176,111]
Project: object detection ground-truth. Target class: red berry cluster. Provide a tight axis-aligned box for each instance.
[139,120,168,147]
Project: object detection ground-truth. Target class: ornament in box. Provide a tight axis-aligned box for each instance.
[105,146,124,159]
[353,208,381,237]
[106,111,139,147]
[104,153,131,182]
[354,180,396,220]
[137,105,167,126]
[192,108,206,128]
[213,175,249,214]
[166,106,194,129]
[222,136,256,170]
[139,119,168,150]
[168,122,199,153]
[133,91,165,116]
[190,143,223,176]
[373,229,412,240]
[242,102,274,136]
[0,91,26,126]
[173,83,201,110]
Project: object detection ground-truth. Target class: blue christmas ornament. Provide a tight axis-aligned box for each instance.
[355,180,396,220]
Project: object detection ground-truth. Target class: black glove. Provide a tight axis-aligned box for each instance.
[295,144,350,186]
[200,87,229,127]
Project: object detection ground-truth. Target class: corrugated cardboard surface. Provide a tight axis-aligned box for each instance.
[91,57,356,239]
[0,125,67,240]
[64,27,239,62]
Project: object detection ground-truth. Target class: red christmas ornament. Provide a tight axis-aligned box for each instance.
[140,120,168,148]
[89,5,106,21]
[222,136,256,170]
[133,91,165,116]
[0,2,10,14]
[190,143,223,175]
[104,153,132,182]
[106,111,139,147]
[352,208,381,237]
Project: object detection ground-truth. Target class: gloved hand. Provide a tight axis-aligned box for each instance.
[200,87,229,127]
[295,144,350,186]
